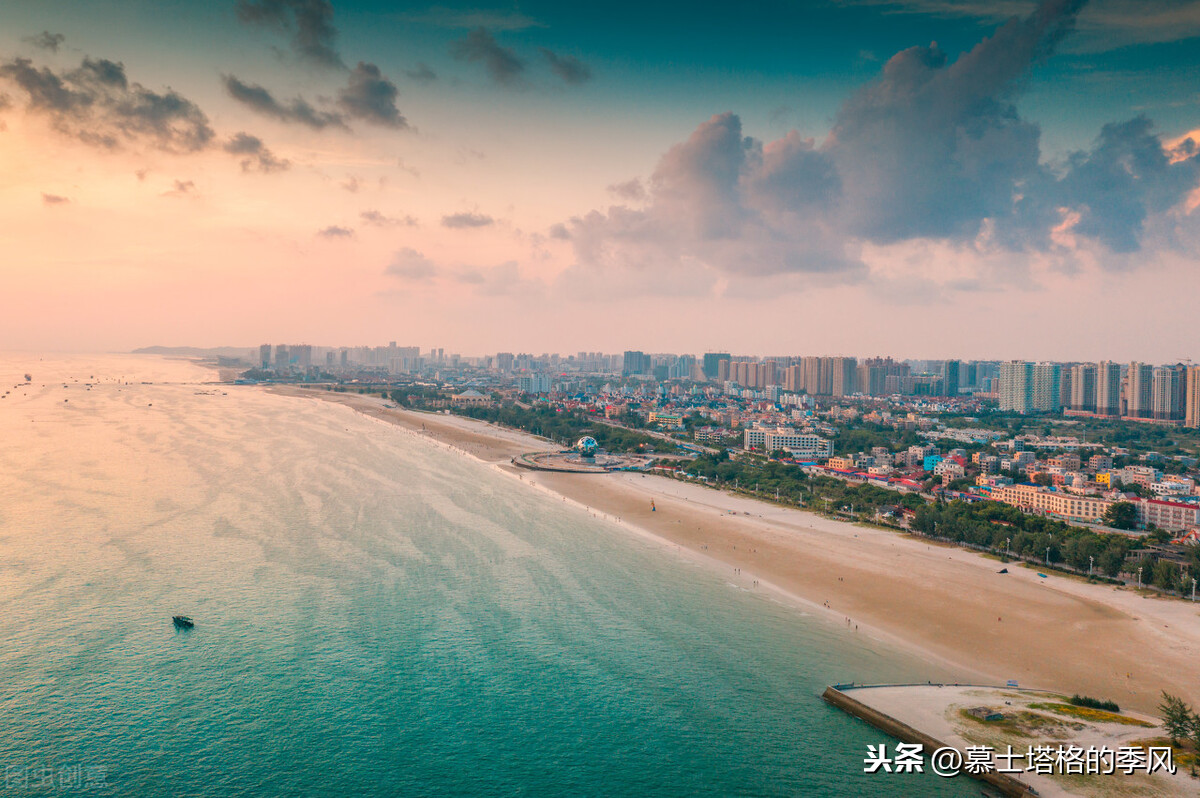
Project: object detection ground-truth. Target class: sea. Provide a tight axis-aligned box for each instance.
[0,354,976,796]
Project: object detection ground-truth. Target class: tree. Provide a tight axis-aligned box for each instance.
[1158,691,1193,746]
[1103,501,1137,530]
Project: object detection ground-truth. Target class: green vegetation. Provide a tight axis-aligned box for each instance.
[1158,692,1194,746]
[388,386,449,406]
[911,500,1137,577]
[683,450,923,515]
[451,404,665,453]
[1102,501,1137,530]
[1027,703,1152,727]
[1067,694,1120,713]
[832,424,921,456]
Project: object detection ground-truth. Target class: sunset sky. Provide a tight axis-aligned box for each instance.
[2,0,1199,360]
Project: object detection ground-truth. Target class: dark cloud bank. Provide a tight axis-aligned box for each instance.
[562,0,1200,285]
[236,0,342,68]
[0,53,290,174]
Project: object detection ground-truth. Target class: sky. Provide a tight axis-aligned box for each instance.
[2,0,1199,361]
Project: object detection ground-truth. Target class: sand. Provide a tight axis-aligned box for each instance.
[267,387,1200,715]
[843,684,1189,797]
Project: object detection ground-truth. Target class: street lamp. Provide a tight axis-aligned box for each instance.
[1192,578,1197,603]
[1046,546,1051,566]
[1089,556,1094,577]
[1138,567,1143,589]
[1006,537,1011,558]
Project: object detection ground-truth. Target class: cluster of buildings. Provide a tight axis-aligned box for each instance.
[798,428,1200,535]
[998,360,1200,426]
[621,352,990,398]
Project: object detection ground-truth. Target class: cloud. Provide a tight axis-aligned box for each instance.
[337,62,406,128]
[222,75,345,129]
[224,132,290,173]
[361,210,417,227]
[162,179,195,197]
[540,48,592,85]
[1048,116,1200,253]
[395,7,544,31]
[235,0,342,68]
[823,0,1086,243]
[385,247,438,280]
[560,0,1200,293]
[405,63,437,83]
[450,28,524,86]
[0,55,214,153]
[317,225,353,238]
[42,193,69,205]
[607,178,645,201]
[453,261,542,297]
[441,211,494,228]
[24,32,65,53]
[854,0,1200,53]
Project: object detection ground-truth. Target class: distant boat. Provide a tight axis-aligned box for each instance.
[24,374,31,382]
[172,616,194,629]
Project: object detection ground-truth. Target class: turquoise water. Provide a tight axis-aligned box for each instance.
[0,356,974,796]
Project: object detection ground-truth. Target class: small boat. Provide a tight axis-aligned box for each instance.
[172,616,194,629]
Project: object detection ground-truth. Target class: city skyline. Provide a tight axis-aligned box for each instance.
[246,341,1200,425]
[3,0,1200,357]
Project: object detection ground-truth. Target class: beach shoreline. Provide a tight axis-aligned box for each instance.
[265,386,1200,715]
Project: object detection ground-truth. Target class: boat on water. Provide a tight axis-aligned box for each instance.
[172,616,194,629]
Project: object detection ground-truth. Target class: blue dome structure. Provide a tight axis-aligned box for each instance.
[576,436,598,457]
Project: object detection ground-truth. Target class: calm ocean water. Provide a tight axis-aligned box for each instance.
[0,355,975,796]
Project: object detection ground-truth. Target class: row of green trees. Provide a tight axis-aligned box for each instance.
[911,501,1135,577]
[911,501,1200,590]
[452,404,665,453]
[683,451,924,515]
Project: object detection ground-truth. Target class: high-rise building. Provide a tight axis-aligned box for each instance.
[1095,361,1121,417]
[702,353,730,380]
[1032,362,1062,412]
[1127,362,1153,418]
[1152,365,1186,421]
[999,361,1033,413]
[962,362,978,392]
[1185,366,1200,428]
[717,358,731,382]
[831,357,857,397]
[259,344,271,369]
[622,351,651,376]
[1069,363,1096,412]
[496,352,515,372]
[784,364,801,393]
[856,357,908,396]
[941,360,961,396]
[274,344,290,370]
[668,355,696,380]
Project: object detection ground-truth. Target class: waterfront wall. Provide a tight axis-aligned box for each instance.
[822,685,1039,798]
